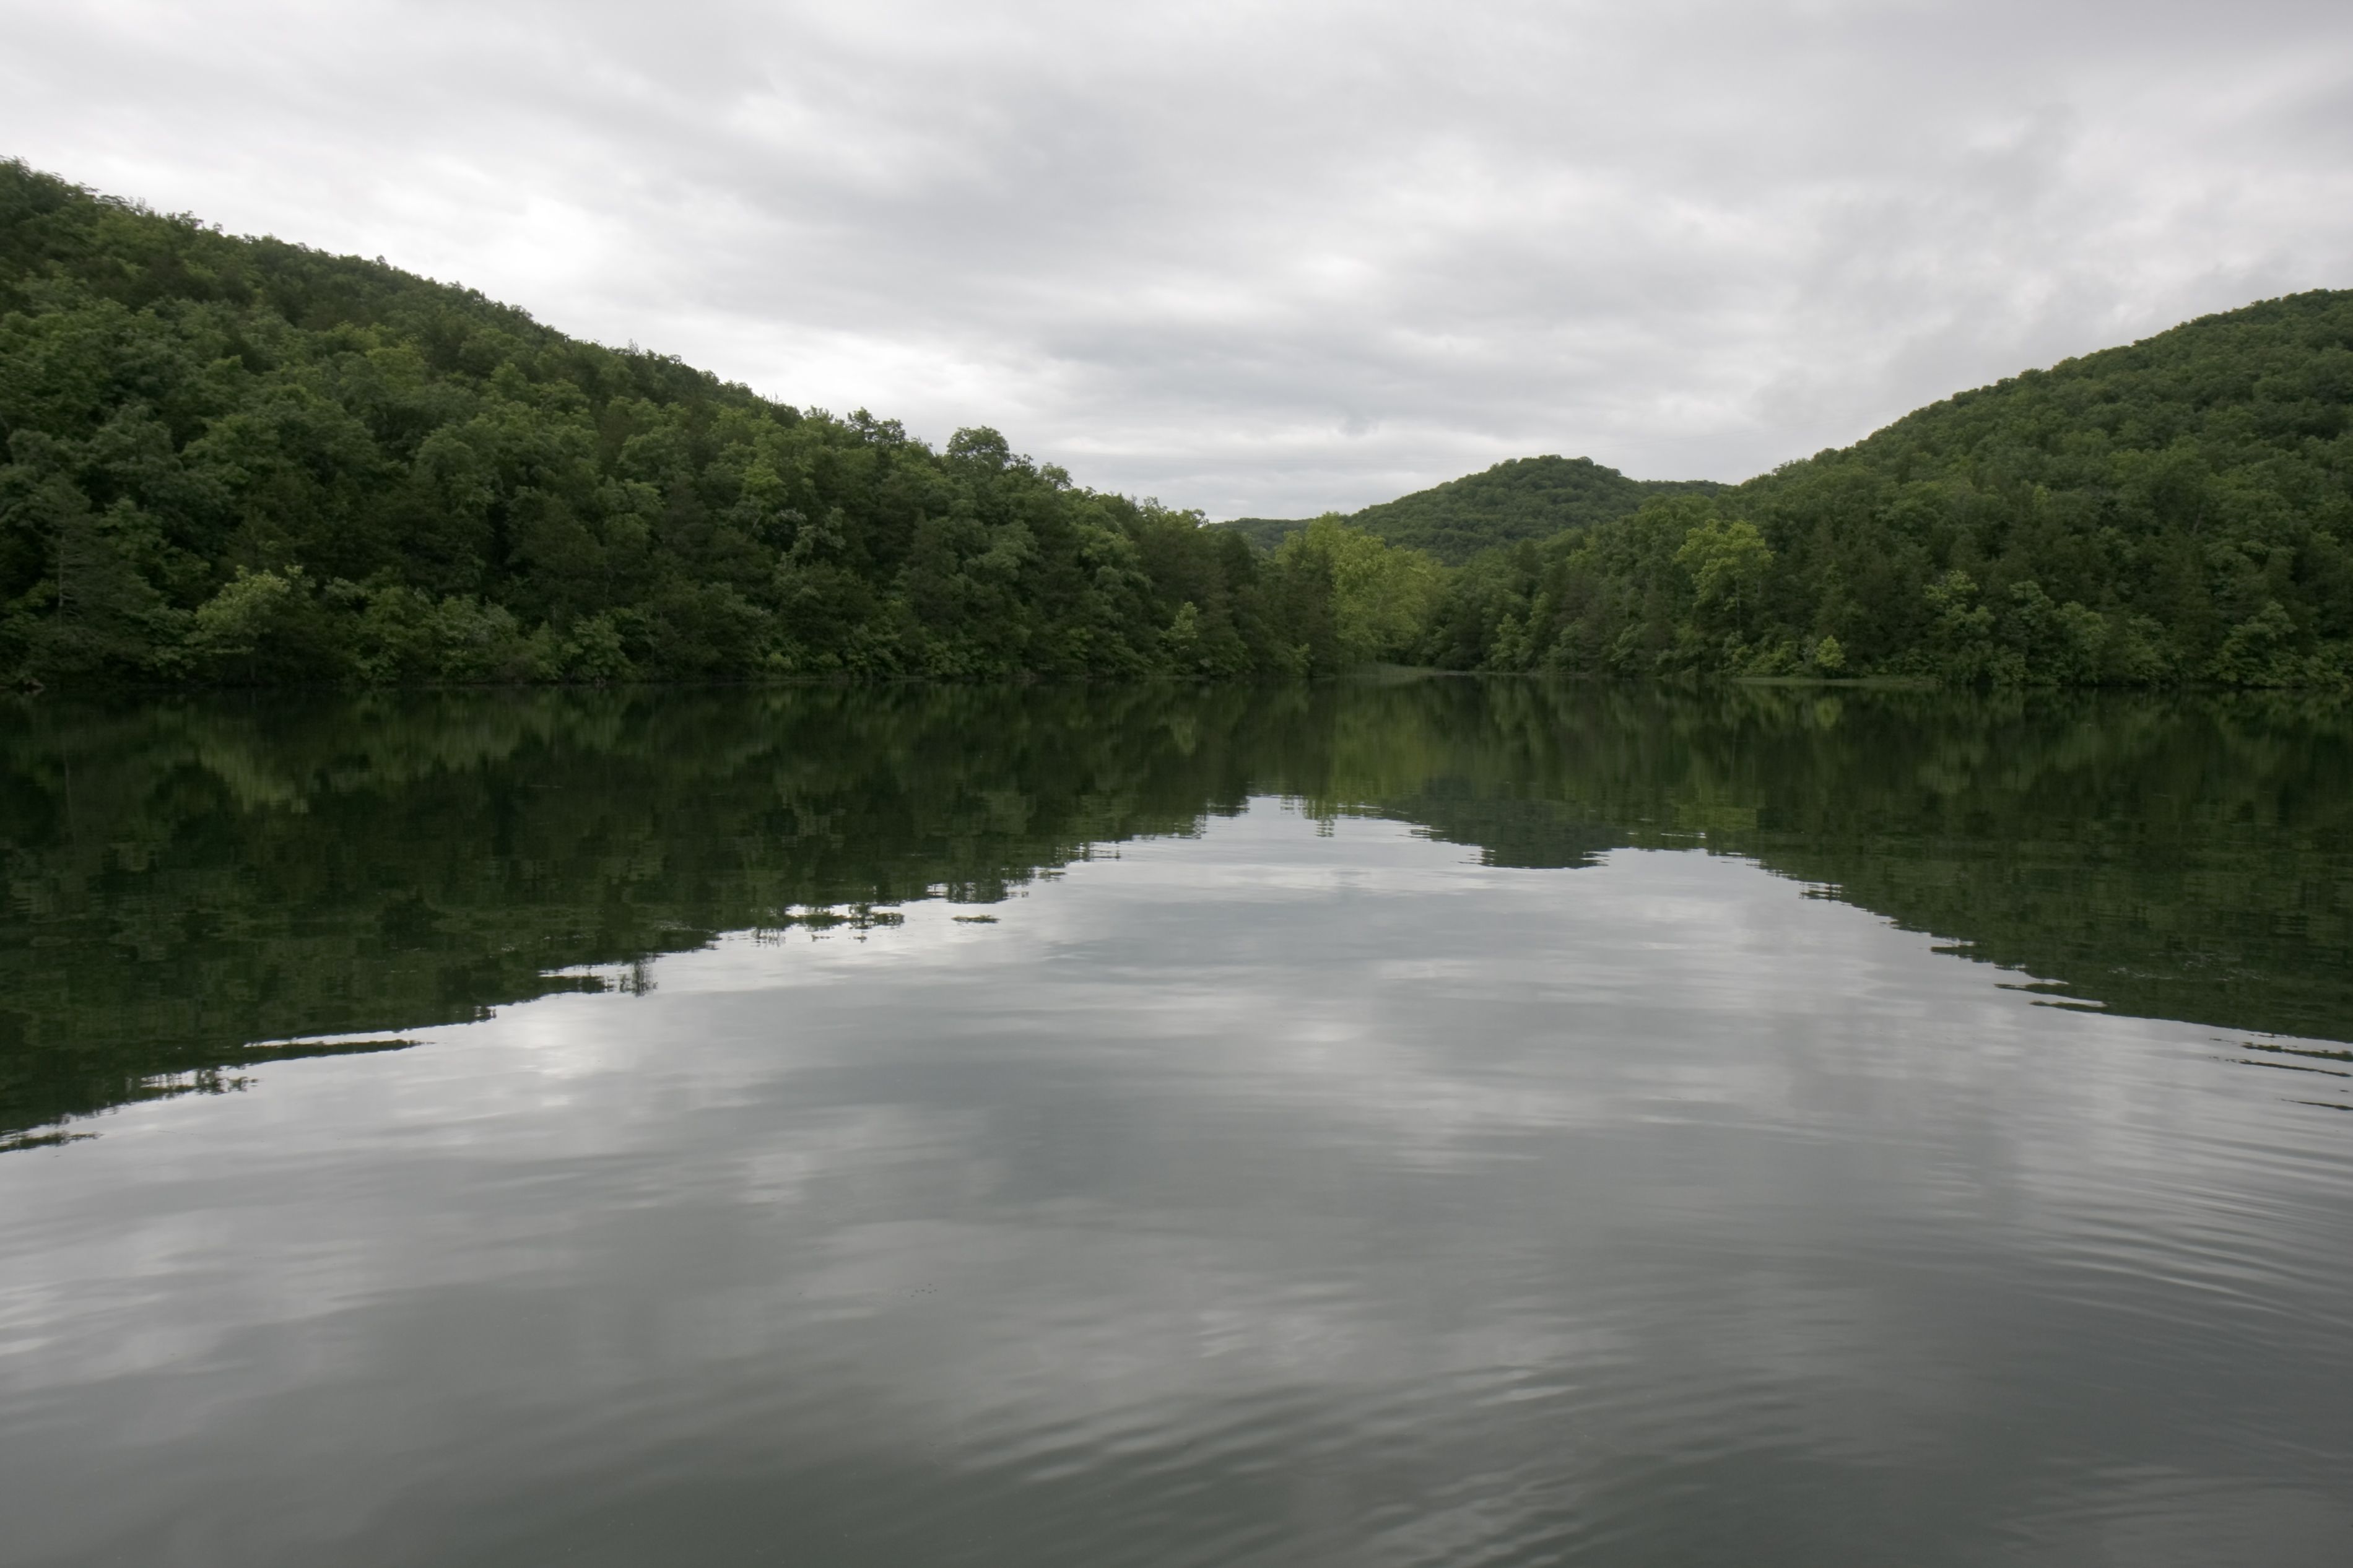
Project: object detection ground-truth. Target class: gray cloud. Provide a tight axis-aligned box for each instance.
[4,0,2350,516]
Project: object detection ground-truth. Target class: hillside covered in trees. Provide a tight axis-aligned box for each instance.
[4,158,2349,688]
[1427,292,2353,685]
[1215,456,1721,563]
[0,160,1376,685]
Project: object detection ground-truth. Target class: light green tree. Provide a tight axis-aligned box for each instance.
[1273,516,1445,667]
[1673,515,1773,633]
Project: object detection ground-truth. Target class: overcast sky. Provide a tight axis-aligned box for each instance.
[6,1,2351,517]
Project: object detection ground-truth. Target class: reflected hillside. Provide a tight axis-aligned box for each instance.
[0,686,1292,1145]
[1338,682,2353,1042]
[5,681,2349,1145]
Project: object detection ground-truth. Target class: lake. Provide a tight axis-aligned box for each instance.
[2,680,2349,1566]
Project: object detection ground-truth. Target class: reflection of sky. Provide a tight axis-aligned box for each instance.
[2,805,2349,1566]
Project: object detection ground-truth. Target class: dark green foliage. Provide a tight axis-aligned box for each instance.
[1214,516,1313,552]
[1434,294,2353,686]
[0,162,1325,686]
[1348,456,1723,563]
[1215,457,1723,566]
[12,155,2349,690]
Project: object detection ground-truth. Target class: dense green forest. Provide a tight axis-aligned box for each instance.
[6,680,2347,1147]
[5,159,2349,688]
[0,160,1373,685]
[1216,455,1723,563]
[1424,293,2353,685]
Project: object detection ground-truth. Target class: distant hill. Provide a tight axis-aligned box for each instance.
[1350,456,1725,562]
[1216,517,1316,552]
[1214,456,1724,564]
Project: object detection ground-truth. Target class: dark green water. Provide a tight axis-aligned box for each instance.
[2,680,2349,1565]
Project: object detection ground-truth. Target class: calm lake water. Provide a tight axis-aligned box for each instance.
[2,680,2349,1566]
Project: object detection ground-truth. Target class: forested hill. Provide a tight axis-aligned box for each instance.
[7,158,2349,690]
[0,160,1366,685]
[1215,456,1721,563]
[1430,292,2353,686]
[1352,457,1721,562]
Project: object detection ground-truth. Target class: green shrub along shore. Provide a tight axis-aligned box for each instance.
[4,159,2350,689]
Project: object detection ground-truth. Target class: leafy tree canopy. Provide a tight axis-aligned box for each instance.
[0,160,1391,686]
[1216,456,1723,564]
[1425,293,2353,687]
[6,158,2348,688]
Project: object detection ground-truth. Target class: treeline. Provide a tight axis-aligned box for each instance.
[1422,292,2353,686]
[7,159,2351,689]
[0,160,1367,686]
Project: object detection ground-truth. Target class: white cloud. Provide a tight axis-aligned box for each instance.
[4,0,2349,516]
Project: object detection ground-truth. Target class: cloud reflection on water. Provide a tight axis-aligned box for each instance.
[2,805,2348,1565]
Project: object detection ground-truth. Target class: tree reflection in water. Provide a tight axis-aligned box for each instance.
[4,679,2347,1147]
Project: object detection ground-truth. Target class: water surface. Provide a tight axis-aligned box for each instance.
[2,682,2349,1565]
